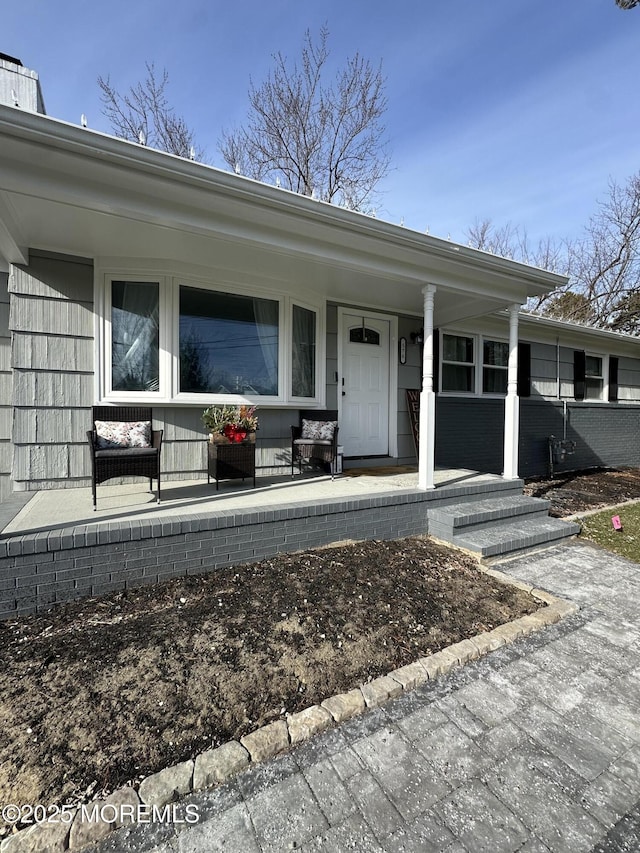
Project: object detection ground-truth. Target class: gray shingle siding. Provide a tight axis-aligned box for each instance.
[10,251,94,491]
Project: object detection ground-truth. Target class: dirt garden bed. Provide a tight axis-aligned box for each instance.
[524,466,640,517]
[0,536,540,823]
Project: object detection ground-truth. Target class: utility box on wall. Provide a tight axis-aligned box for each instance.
[548,435,577,477]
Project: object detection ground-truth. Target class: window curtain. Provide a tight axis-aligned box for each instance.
[252,298,279,395]
[292,306,315,397]
[112,281,160,392]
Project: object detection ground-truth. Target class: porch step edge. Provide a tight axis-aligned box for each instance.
[451,517,581,558]
[429,496,551,537]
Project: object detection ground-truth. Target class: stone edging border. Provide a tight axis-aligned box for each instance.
[0,565,578,853]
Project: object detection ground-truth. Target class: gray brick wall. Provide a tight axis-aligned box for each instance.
[0,492,435,619]
[436,397,504,474]
[520,398,640,477]
[0,272,11,500]
[0,472,525,620]
[435,396,640,479]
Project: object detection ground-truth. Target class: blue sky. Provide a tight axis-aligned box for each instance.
[4,0,639,246]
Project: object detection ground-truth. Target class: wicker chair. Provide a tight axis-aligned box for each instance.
[291,409,339,480]
[87,406,163,510]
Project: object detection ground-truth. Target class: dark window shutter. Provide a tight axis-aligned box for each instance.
[433,327,440,392]
[517,342,531,397]
[574,350,586,401]
[609,356,619,402]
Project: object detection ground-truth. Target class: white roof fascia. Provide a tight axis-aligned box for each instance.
[0,105,567,299]
[516,310,640,347]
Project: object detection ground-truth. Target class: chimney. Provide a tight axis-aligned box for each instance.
[0,53,46,114]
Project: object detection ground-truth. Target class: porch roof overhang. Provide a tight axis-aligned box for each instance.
[0,105,567,325]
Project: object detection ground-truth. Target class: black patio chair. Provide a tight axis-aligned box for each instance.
[87,406,163,510]
[291,409,339,480]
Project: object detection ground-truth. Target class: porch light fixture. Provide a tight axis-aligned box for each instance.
[410,328,424,345]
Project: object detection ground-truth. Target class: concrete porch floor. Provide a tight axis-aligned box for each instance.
[1,467,502,537]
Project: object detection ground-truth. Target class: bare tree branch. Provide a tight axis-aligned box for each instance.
[466,173,640,334]
[98,63,204,160]
[219,27,390,211]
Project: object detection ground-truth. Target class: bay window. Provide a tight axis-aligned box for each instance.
[101,273,322,405]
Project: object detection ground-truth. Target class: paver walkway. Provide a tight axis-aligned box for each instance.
[96,541,640,852]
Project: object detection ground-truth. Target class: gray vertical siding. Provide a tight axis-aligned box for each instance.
[528,340,578,400]
[529,340,560,398]
[0,272,12,499]
[10,252,94,491]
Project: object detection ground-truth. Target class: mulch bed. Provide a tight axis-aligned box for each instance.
[524,466,640,517]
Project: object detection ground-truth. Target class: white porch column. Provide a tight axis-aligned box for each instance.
[418,284,437,490]
[503,303,521,480]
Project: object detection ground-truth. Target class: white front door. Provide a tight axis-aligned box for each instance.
[340,312,390,456]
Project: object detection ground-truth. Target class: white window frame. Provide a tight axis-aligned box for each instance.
[289,298,324,404]
[172,277,286,404]
[439,330,477,396]
[481,337,509,397]
[439,330,514,397]
[96,268,325,406]
[99,274,172,402]
[584,352,607,402]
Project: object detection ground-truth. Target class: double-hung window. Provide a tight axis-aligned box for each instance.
[482,340,509,394]
[440,331,511,396]
[101,273,321,405]
[441,333,475,393]
[585,354,604,400]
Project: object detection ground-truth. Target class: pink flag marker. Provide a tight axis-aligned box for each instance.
[612,515,623,531]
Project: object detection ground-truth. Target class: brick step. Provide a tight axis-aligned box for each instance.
[450,516,581,558]
[428,495,551,539]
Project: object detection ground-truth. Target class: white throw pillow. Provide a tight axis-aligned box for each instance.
[95,420,152,449]
[301,419,337,441]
